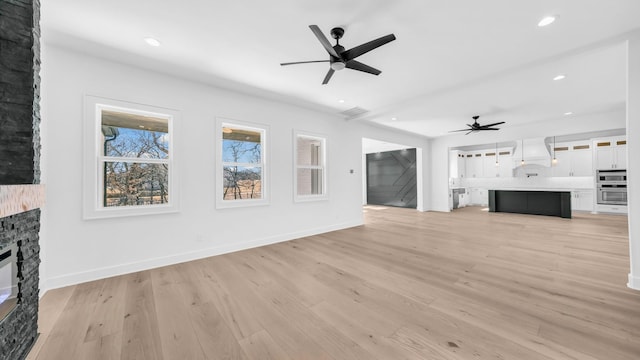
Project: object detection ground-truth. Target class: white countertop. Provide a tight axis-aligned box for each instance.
[488,188,574,192]
[451,187,594,191]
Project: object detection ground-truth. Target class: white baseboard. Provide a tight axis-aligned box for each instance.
[39,219,363,295]
[628,273,640,291]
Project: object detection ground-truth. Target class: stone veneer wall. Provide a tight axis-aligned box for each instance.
[0,210,40,359]
[0,0,42,359]
[0,0,41,184]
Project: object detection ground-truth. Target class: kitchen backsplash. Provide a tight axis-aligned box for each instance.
[455,176,594,190]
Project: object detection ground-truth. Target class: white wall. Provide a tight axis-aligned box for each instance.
[39,45,429,291]
[627,33,640,290]
[429,110,627,212]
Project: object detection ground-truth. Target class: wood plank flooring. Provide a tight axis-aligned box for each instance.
[28,206,640,359]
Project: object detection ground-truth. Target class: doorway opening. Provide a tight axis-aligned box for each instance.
[362,138,423,210]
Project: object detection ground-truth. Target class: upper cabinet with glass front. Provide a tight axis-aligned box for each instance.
[551,141,593,177]
[451,148,512,179]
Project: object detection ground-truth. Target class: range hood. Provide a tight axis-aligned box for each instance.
[513,138,552,167]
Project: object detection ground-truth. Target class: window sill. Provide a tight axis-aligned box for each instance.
[294,195,329,203]
[83,203,179,220]
[216,198,269,209]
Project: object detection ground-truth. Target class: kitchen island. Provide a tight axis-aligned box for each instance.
[488,189,572,218]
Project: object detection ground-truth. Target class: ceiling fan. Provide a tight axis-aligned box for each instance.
[280,25,396,84]
[450,116,505,135]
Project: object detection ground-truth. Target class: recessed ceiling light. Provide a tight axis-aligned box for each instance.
[538,16,556,27]
[553,74,566,81]
[338,99,345,103]
[144,37,161,47]
[391,117,397,121]
[564,111,573,116]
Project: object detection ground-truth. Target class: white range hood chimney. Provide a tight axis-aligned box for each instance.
[514,137,552,167]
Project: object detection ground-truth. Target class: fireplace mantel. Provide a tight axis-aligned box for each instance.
[0,184,46,218]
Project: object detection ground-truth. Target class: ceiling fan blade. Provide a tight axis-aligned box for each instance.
[341,34,396,61]
[480,128,500,130]
[280,60,330,66]
[479,121,506,128]
[448,129,471,133]
[465,130,474,135]
[345,60,381,75]
[309,25,340,58]
[322,68,335,84]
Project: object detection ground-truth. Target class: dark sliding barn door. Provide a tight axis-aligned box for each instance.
[366,149,417,208]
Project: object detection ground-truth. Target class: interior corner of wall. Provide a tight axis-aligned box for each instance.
[628,273,640,291]
[38,279,49,299]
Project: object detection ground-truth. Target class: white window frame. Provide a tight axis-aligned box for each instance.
[82,95,180,219]
[293,130,328,202]
[215,118,269,209]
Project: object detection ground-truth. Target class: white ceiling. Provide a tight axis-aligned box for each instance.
[41,0,640,138]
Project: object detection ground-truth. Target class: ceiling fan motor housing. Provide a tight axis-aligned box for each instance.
[330,44,346,70]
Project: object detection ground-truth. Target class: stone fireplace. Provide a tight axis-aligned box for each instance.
[0,0,43,358]
[0,241,19,320]
[0,191,44,359]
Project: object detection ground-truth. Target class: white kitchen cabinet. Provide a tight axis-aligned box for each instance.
[450,151,464,178]
[466,153,483,178]
[594,136,627,170]
[451,147,513,179]
[497,151,513,178]
[571,147,593,176]
[459,192,468,207]
[595,204,628,214]
[552,146,572,176]
[482,152,498,177]
[551,141,593,177]
[469,188,488,206]
[571,190,594,212]
[457,153,466,178]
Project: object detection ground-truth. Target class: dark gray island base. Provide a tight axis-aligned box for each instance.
[488,190,572,219]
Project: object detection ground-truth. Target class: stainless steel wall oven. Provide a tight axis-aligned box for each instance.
[597,169,627,182]
[597,169,627,205]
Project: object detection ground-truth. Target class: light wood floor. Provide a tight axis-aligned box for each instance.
[29,206,640,359]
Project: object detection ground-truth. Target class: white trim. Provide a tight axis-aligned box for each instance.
[628,273,640,291]
[98,156,169,164]
[39,219,363,294]
[293,130,328,202]
[416,147,424,211]
[215,118,270,209]
[82,95,181,219]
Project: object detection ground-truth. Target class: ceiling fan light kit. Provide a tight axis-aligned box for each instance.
[280,25,396,84]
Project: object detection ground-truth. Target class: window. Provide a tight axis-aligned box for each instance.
[294,132,327,201]
[83,96,180,219]
[216,119,268,208]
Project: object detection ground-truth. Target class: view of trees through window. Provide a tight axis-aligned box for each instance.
[222,126,263,200]
[101,109,170,207]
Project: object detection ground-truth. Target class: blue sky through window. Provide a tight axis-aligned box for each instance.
[105,127,169,159]
[223,139,261,163]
